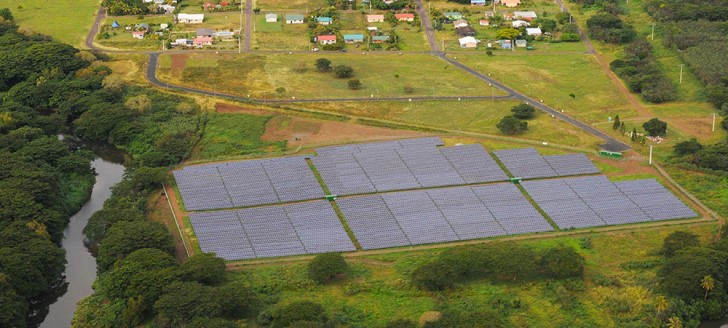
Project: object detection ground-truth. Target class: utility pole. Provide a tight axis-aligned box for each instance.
[649,144,653,165]
[679,64,684,83]
[651,23,655,40]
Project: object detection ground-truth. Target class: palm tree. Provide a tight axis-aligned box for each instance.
[655,295,669,316]
[667,316,683,328]
[701,275,715,300]
[0,112,12,132]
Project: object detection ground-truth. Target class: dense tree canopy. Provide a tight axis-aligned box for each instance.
[308,253,349,283]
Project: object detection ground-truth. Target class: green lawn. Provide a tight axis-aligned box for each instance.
[0,0,100,47]
[231,223,719,327]
[193,113,287,160]
[256,0,325,11]
[454,54,636,123]
[253,16,309,50]
[157,53,513,99]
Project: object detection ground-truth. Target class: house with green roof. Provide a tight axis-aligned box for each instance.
[343,34,364,43]
[286,14,304,24]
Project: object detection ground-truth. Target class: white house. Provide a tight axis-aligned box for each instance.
[511,20,530,27]
[132,31,145,39]
[458,36,479,48]
[285,14,305,24]
[526,27,542,36]
[174,38,189,46]
[265,13,278,22]
[453,19,469,28]
[177,13,204,24]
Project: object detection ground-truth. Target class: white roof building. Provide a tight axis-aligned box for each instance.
[458,36,479,48]
[512,20,530,27]
[526,27,542,36]
[177,13,205,24]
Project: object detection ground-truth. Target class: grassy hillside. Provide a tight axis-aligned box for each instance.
[0,0,99,47]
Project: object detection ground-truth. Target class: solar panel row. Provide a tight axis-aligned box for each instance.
[174,156,325,210]
[189,200,356,261]
[337,183,553,250]
[314,143,509,196]
[522,176,697,230]
[494,148,600,179]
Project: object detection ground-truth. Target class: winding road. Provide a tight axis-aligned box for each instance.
[88,5,630,152]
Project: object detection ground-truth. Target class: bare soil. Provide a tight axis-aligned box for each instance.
[170,54,188,76]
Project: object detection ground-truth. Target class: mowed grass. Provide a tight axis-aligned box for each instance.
[232,223,718,327]
[454,54,637,123]
[256,0,325,10]
[193,113,287,160]
[157,53,510,98]
[0,0,99,47]
[293,100,603,148]
[253,16,309,50]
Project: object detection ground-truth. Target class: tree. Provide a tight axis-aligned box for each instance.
[0,8,13,21]
[315,58,331,72]
[643,118,668,136]
[154,281,222,327]
[658,247,726,299]
[673,139,702,163]
[662,231,699,257]
[181,253,227,285]
[612,114,620,130]
[667,316,683,328]
[347,79,361,90]
[121,296,145,327]
[308,252,349,283]
[83,207,145,246]
[539,246,585,279]
[510,103,536,119]
[496,116,528,134]
[97,220,175,273]
[631,128,637,142]
[495,27,520,40]
[273,300,328,327]
[187,317,238,328]
[701,275,715,300]
[253,7,261,14]
[334,65,354,78]
[655,295,669,317]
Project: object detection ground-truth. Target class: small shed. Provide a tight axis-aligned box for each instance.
[471,0,486,5]
[515,39,527,47]
[444,11,463,20]
[453,19,468,28]
[265,13,278,22]
[112,21,120,28]
[526,27,542,36]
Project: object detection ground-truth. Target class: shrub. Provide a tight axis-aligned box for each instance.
[560,33,580,42]
[308,253,349,283]
[403,85,415,93]
[334,65,354,78]
[540,246,585,279]
[273,301,328,327]
[315,58,331,72]
[411,260,456,291]
[662,231,700,257]
[510,103,536,119]
[347,79,361,90]
[643,118,668,137]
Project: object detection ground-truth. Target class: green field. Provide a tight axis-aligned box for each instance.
[253,15,310,50]
[454,54,636,123]
[256,0,325,11]
[157,53,513,99]
[193,112,287,160]
[0,0,99,47]
[232,223,719,327]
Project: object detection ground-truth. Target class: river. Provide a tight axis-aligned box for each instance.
[28,155,126,328]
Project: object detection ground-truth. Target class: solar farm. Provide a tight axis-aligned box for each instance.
[173,137,698,261]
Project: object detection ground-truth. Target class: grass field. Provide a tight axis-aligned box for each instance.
[256,0,325,11]
[454,54,636,123]
[231,223,719,327]
[193,112,287,160]
[157,53,512,99]
[253,15,309,50]
[290,100,604,148]
[0,0,99,47]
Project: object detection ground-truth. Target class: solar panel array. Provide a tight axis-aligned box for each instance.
[522,176,697,229]
[337,183,553,250]
[614,179,697,220]
[494,148,599,179]
[174,156,324,210]
[189,200,355,260]
[313,140,508,195]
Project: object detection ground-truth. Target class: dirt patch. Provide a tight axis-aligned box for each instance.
[150,191,190,262]
[419,311,442,326]
[667,118,714,141]
[261,115,429,147]
[171,54,188,76]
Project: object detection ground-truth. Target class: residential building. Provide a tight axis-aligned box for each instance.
[395,13,415,22]
[459,36,479,48]
[343,34,365,43]
[193,36,213,46]
[177,13,204,24]
[372,35,390,43]
[132,31,145,39]
[317,34,337,45]
[317,17,333,25]
[526,27,542,36]
[285,14,305,24]
[196,28,215,37]
[453,19,469,28]
[513,11,537,20]
[444,11,463,20]
[266,13,278,22]
[367,14,385,22]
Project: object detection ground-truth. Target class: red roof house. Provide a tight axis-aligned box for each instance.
[394,13,415,22]
[317,34,337,45]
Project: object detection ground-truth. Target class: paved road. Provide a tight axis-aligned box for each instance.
[86,7,106,49]
[244,0,252,51]
[415,0,440,52]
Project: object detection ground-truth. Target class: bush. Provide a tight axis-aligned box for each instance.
[334,65,354,78]
[308,253,349,283]
[347,79,361,90]
[411,260,456,291]
[496,115,528,134]
[643,118,668,137]
[274,301,328,327]
[540,246,585,279]
[586,13,635,44]
[315,58,331,72]
[403,85,415,93]
[560,33,580,42]
[181,253,227,285]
